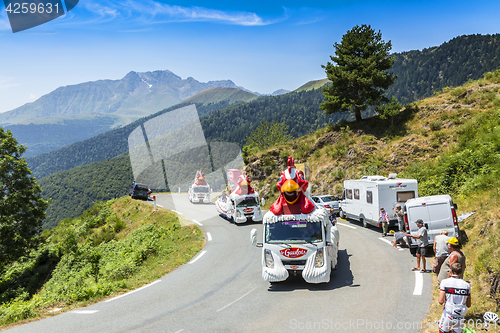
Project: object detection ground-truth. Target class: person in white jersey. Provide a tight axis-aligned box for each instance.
[438,262,471,333]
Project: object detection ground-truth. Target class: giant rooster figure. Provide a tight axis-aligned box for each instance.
[233,171,255,196]
[193,170,207,186]
[270,157,315,216]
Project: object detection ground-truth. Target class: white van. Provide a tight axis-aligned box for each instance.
[339,175,418,228]
[404,194,459,254]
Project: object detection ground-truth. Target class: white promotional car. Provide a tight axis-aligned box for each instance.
[251,208,339,284]
[312,195,340,213]
[188,184,211,204]
[215,192,262,224]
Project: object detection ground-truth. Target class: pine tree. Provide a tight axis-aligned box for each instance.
[321,24,396,122]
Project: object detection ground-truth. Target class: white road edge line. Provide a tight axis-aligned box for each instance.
[104,280,162,303]
[71,310,99,314]
[157,204,164,208]
[188,250,207,264]
[174,330,185,333]
[378,237,404,251]
[336,222,357,229]
[378,237,393,245]
[172,210,183,215]
[413,271,424,295]
[207,232,212,241]
[192,219,203,226]
[217,287,257,312]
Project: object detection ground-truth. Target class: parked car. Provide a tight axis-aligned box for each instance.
[130,183,150,200]
[312,195,340,213]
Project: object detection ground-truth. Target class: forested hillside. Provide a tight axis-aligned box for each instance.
[387,33,500,104]
[27,98,245,180]
[27,88,333,180]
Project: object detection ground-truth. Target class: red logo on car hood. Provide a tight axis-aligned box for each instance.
[243,208,253,213]
[280,247,307,258]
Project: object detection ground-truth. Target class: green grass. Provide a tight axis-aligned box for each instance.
[0,197,203,327]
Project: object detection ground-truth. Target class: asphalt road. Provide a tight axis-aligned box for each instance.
[5,194,434,333]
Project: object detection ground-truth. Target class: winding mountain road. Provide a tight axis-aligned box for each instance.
[6,194,433,332]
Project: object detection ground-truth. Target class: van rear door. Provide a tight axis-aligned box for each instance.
[426,202,454,242]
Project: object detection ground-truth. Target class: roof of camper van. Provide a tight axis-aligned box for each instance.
[344,175,418,183]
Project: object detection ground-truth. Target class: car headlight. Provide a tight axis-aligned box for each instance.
[237,210,242,218]
[256,207,261,215]
[315,248,324,268]
[264,249,274,268]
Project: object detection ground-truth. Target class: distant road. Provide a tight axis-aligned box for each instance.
[6,194,433,333]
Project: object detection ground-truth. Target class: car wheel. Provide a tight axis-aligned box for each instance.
[361,218,368,228]
[339,209,346,219]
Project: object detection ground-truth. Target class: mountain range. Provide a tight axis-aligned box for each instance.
[1,71,263,156]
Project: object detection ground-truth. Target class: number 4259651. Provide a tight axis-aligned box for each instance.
[5,2,60,14]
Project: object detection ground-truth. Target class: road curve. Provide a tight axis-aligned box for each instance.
[6,194,433,333]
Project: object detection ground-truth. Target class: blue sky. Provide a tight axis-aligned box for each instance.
[1,0,499,113]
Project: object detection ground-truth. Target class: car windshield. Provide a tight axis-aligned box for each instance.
[265,221,322,244]
[193,187,209,193]
[237,197,258,207]
[320,196,337,202]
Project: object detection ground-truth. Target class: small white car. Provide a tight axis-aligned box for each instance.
[312,195,339,213]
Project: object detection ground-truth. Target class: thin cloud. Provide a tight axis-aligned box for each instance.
[0,77,22,90]
[75,0,283,27]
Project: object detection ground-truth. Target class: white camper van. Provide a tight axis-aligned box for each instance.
[404,194,460,254]
[339,175,418,228]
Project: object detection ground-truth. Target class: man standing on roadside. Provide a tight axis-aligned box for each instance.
[432,230,450,275]
[394,204,404,231]
[438,262,471,333]
[438,237,466,283]
[405,219,428,272]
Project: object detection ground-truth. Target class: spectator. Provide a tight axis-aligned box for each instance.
[329,208,336,225]
[379,207,389,237]
[438,237,466,283]
[438,262,471,333]
[405,219,428,272]
[394,204,404,231]
[432,230,450,275]
[392,231,408,249]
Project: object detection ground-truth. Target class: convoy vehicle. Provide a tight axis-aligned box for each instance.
[250,157,339,284]
[215,171,262,224]
[404,194,460,254]
[311,195,340,213]
[188,170,211,204]
[188,184,211,203]
[339,174,418,228]
[251,209,339,284]
[130,182,150,200]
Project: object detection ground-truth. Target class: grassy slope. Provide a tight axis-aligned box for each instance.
[294,78,330,92]
[245,69,500,329]
[0,197,204,328]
